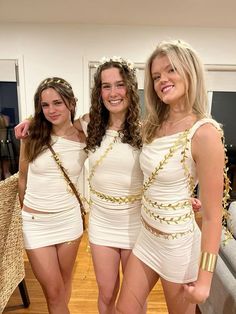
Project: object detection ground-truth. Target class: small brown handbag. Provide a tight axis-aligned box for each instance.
[47,144,86,230]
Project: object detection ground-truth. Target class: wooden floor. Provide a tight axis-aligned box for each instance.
[4,230,168,314]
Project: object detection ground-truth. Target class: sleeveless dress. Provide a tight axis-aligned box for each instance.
[88,130,143,249]
[22,136,87,249]
[133,118,222,283]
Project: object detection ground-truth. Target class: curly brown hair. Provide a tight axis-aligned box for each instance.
[25,77,77,162]
[86,60,142,152]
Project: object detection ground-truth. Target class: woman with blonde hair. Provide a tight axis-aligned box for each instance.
[116,40,226,314]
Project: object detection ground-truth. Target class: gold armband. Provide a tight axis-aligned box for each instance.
[199,252,218,272]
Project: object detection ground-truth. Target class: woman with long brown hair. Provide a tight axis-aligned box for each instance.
[84,58,144,314]
[18,77,87,314]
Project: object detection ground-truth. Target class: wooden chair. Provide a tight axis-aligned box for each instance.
[0,173,30,312]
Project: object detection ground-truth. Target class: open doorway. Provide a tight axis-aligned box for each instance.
[0,60,20,180]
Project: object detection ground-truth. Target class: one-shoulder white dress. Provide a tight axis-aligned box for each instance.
[133,119,222,283]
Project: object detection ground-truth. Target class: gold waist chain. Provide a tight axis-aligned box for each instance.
[141,216,194,240]
[143,194,191,210]
[90,187,142,204]
[142,204,194,224]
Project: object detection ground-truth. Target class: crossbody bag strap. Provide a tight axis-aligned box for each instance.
[47,143,86,230]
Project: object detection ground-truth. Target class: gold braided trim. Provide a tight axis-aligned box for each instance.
[222,226,234,246]
[141,216,194,239]
[88,135,142,204]
[89,135,118,183]
[221,135,232,242]
[143,130,189,193]
[142,205,194,224]
[143,195,191,210]
[180,136,195,195]
[90,188,142,204]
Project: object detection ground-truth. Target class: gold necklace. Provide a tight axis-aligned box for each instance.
[165,114,192,126]
[161,114,192,136]
[53,126,77,138]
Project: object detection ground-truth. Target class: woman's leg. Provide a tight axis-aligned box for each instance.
[27,246,70,314]
[161,278,196,314]
[116,252,159,314]
[120,250,147,314]
[90,243,122,314]
[56,237,82,303]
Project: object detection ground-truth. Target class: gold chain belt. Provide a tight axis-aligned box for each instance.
[90,188,142,204]
[142,205,194,224]
[141,216,194,239]
[143,195,191,210]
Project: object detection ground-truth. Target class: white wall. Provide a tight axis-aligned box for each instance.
[1,23,236,119]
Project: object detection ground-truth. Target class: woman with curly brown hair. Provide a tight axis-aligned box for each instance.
[83,58,144,314]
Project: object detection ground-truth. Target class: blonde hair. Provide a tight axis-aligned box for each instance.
[143,39,210,143]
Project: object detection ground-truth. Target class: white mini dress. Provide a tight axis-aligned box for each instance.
[22,136,87,249]
[88,130,143,249]
[133,119,222,283]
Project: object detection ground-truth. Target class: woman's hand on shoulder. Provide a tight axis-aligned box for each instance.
[73,113,90,132]
[82,113,90,123]
[14,119,31,139]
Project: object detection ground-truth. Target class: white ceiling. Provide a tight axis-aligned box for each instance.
[0,0,236,28]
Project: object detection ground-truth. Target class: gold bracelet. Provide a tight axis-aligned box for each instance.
[199,251,218,272]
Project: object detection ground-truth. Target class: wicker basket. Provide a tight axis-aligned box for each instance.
[0,173,25,313]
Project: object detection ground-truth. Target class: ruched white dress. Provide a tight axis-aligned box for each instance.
[133,119,222,283]
[88,130,143,249]
[22,136,87,249]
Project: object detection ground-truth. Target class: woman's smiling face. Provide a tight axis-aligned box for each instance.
[151,55,186,106]
[101,67,129,116]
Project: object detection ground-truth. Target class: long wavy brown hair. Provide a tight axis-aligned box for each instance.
[86,59,142,152]
[25,77,77,162]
